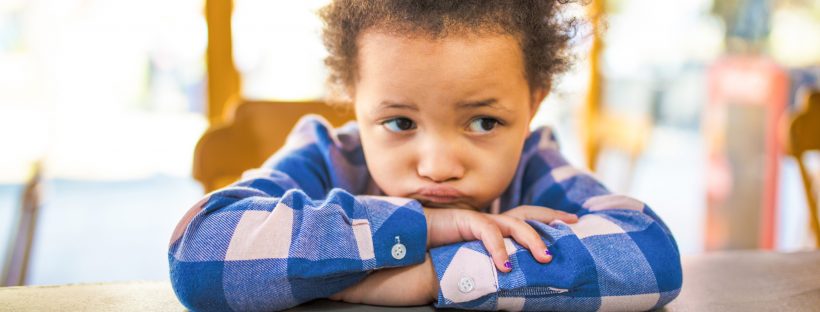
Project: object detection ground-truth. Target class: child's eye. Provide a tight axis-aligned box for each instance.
[382,117,416,132]
[468,117,500,133]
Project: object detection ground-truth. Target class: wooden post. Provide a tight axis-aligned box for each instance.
[583,0,604,171]
[205,0,241,125]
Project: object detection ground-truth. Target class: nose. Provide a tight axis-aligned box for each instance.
[416,135,465,183]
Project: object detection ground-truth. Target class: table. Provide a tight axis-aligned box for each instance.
[1,251,818,311]
[663,250,820,311]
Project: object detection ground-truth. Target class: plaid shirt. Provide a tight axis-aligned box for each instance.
[168,115,682,311]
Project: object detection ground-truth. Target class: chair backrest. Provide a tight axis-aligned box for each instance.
[789,90,820,247]
[192,100,355,192]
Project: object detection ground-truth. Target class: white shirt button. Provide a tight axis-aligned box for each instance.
[391,243,406,260]
[458,276,475,293]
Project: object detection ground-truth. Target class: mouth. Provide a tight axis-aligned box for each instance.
[415,185,465,205]
[418,195,460,205]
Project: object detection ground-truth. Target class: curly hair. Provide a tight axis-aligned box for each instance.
[318,0,580,104]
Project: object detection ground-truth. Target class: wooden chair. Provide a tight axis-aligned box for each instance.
[594,113,652,193]
[789,90,820,248]
[192,100,355,192]
[198,1,357,192]
[582,0,650,187]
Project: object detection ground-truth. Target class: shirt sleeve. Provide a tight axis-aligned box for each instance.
[167,117,428,311]
[428,129,683,311]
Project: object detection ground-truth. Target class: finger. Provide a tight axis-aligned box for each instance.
[556,210,579,223]
[488,215,552,263]
[504,205,579,224]
[471,219,512,272]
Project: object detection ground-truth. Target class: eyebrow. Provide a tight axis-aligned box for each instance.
[374,101,419,114]
[373,98,511,114]
[456,98,511,112]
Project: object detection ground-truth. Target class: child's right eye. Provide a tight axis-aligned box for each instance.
[382,117,416,133]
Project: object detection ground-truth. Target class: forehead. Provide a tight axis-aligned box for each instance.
[355,31,528,102]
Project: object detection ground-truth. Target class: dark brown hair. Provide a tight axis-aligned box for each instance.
[319,0,579,104]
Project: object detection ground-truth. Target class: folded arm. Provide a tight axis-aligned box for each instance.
[168,168,428,311]
[427,138,682,310]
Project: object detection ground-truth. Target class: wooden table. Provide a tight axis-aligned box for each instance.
[663,250,820,311]
[1,251,818,311]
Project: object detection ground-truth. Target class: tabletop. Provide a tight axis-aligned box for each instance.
[1,250,818,311]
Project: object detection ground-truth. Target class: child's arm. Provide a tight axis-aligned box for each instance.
[328,206,578,305]
[167,117,430,311]
[168,179,427,311]
[329,253,440,305]
[427,128,683,311]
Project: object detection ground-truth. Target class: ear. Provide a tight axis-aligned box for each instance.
[529,83,551,121]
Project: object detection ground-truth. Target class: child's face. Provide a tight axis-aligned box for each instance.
[354,31,545,211]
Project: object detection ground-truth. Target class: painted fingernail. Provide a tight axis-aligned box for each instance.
[545,249,552,256]
[504,261,512,269]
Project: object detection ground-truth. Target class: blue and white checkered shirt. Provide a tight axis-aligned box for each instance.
[168,115,682,311]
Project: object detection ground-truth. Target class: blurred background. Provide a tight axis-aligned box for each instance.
[1,0,819,286]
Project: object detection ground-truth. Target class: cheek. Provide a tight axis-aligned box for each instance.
[474,145,520,180]
[467,133,527,192]
[360,134,416,194]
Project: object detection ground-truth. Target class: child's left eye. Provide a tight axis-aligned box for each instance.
[468,117,500,133]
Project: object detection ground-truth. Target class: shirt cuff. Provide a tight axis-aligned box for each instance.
[357,196,427,269]
[429,241,500,309]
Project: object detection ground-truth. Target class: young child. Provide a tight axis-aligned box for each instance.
[168,1,682,311]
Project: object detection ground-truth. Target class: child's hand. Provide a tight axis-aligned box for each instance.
[500,205,579,225]
[424,206,578,272]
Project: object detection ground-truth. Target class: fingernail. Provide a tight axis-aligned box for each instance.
[545,249,552,257]
[504,261,512,269]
